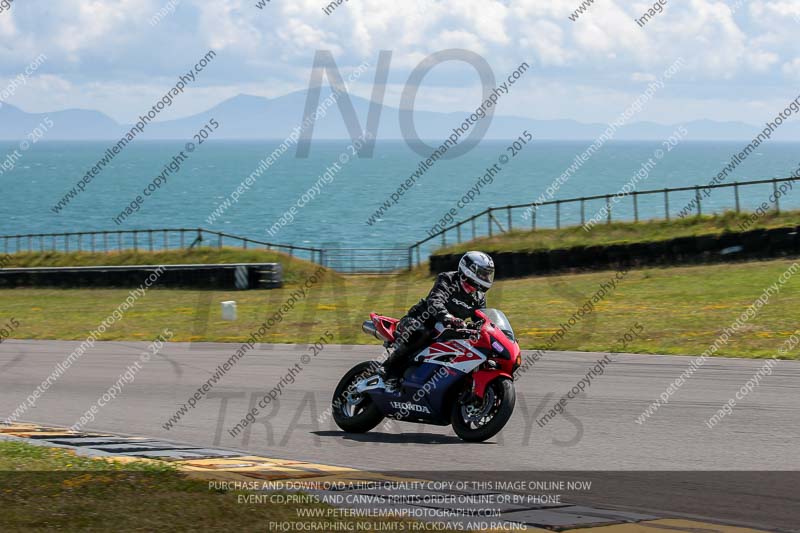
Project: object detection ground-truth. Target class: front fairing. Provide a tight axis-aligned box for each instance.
[474,309,520,362]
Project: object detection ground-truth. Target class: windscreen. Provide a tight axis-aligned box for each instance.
[482,308,515,341]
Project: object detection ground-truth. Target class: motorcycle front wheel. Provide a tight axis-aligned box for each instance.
[332,361,385,433]
[451,378,515,442]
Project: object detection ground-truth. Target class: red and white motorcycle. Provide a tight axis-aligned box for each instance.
[332,309,521,442]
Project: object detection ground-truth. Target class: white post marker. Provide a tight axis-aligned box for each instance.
[221,301,237,321]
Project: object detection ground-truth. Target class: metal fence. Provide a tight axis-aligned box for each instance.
[0,228,411,274]
[407,175,800,267]
[0,228,326,266]
[320,247,410,273]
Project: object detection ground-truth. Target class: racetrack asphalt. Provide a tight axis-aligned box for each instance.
[2,340,799,529]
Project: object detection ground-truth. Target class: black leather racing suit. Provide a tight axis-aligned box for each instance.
[383,271,486,380]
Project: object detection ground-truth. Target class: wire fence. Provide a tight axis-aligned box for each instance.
[0,228,326,266]
[0,228,409,274]
[407,175,800,267]
[320,248,411,273]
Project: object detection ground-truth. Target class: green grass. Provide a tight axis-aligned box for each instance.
[0,246,330,286]
[435,211,800,255]
[0,440,415,532]
[2,258,799,359]
[0,440,175,472]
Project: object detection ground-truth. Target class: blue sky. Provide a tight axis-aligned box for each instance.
[0,0,798,125]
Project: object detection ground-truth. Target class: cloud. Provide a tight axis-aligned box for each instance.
[631,73,657,82]
[782,58,800,79]
[0,0,796,124]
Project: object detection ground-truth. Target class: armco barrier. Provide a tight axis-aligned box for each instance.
[0,263,282,290]
[429,227,800,278]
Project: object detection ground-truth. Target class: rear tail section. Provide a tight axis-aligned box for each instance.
[364,313,399,343]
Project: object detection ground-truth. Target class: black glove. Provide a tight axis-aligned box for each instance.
[442,314,465,329]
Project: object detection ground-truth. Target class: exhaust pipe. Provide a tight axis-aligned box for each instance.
[362,320,381,340]
[364,318,395,343]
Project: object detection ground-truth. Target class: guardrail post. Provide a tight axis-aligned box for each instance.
[408,247,413,271]
[488,209,493,237]
[103,232,108,251]
[507,207,512,231]
[532,208,536,230]
[633,192,639,222]
[471,218,476,240]
[39,235,44,253]
[27,235,32,252]
[580,199,585,225]
[556,201,561,229]
[163,230,168,250]
[773,180,780,213]
[16,236,20,254]
[218,233,222,249]
[734,182,740,213]
[695,187,702,216]
[90,233,95,252]
[664,189,670,220]
[606,195,611,224]
[3,236,7,254]
[442,231,446,247]
[457,224,462,243]
[65,234,69,253]
[133,231,138,251]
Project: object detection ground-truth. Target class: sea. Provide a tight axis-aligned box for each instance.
[1,140,799,257]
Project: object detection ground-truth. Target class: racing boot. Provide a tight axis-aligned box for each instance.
[381,340,415,392]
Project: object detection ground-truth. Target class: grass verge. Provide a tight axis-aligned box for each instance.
[435,211,800,255]
[2,258,799,359]
[0,439,413,532]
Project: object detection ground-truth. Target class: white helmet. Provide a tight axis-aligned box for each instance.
[458,251,495,291]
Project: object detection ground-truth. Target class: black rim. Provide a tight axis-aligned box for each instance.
[459,382,503,429]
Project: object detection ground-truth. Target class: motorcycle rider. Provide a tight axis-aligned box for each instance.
[381,251,495,388]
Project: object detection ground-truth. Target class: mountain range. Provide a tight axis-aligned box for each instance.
[2,89,799,142]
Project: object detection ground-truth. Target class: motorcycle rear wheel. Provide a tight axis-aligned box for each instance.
[332,361,385,433]
[451,378,515,442]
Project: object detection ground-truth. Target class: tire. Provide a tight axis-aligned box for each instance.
[332,361,385,433]
[451,378,515,442]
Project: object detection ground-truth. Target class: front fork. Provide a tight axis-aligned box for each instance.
[470,368,513,399]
